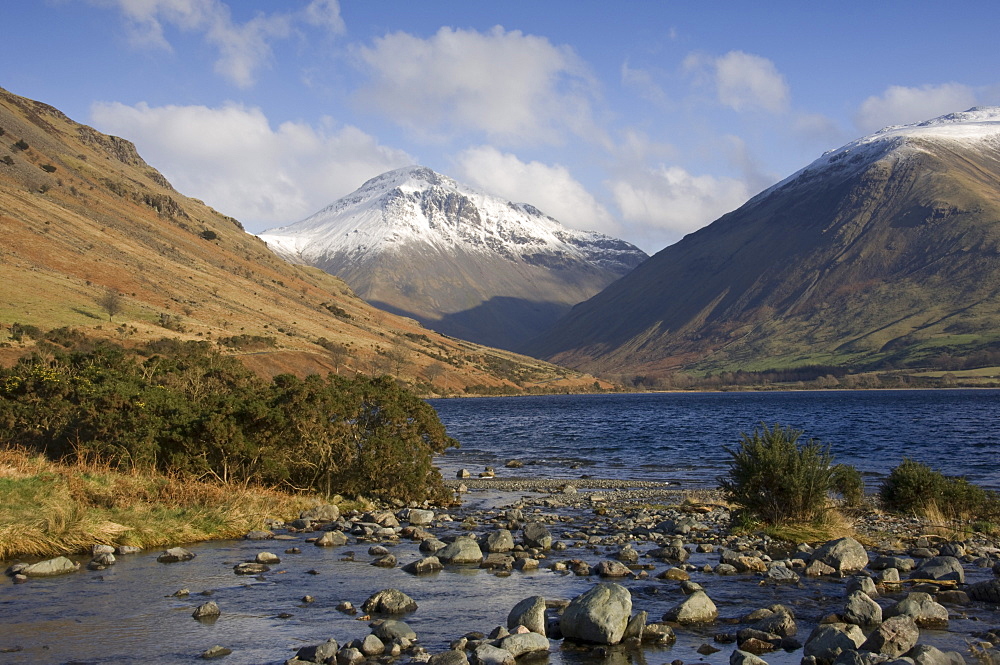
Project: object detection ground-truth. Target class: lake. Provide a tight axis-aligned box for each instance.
[430,389,1000,490]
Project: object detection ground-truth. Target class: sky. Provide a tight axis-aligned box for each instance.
[4,1,1000,254]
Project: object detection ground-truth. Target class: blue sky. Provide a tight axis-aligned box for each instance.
[5,1,1000,253]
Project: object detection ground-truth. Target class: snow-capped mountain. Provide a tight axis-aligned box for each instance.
[260,166,647,351]
[527,108,1000,375]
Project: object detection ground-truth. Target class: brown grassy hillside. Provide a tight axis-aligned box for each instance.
[0,87,605,394]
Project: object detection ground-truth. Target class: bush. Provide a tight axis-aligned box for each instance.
[880,458,998,520]
[719,423,856,525]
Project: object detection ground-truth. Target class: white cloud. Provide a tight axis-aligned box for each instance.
[621,61,670,108]
[353,25,603,146]
[453,146,619,235]
[608,165,750,240]
[685,50,789,113]
[91,0,343,87]
[855,83,979,132]
[90,101,413,229]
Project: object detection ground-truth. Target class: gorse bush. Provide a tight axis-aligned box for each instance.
[880,458,999,521]
[0,339,457,502]
[720,423,860,525]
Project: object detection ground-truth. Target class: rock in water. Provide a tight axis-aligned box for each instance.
[560,582,632,645]
[436,536,484,564]
[860,615,920,658]
[507,596,547,635]
[810,537,868,573]
[362,589,418,614]
[157,547,195,563]
[192,601,221,620]
[522,523,553,550]
[20,556,80,577]
[662,590,718,624]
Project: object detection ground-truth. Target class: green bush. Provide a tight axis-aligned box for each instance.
[719,423,857,524]
[880,458,998,520]
[831,463,865,508]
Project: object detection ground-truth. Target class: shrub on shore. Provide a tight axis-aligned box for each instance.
[880,458,999,523]
[0,337,457,503]
[720,423,861,526]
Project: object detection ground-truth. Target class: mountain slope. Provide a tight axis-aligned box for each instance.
[526,108,1000,377]
[0,87,606,394]
[259,167,647,350]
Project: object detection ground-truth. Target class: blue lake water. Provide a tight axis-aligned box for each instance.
[430,389,1000,490]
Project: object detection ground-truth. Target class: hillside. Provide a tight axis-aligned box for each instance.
[527,108,1000,379]
[0,87,606,394]
[260,166,647,351]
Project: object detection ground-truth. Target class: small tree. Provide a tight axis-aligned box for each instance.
[327,342,349,375]
[96,288,124,322]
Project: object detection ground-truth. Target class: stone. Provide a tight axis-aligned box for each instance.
[372,554,397,568]
[595,560,631,577]
[192,601,221,620]
[730,650,769,665]
[457,469,471,478]
[437,536,484,564]
[420,538,447,554]
[560,582,633,645]
[362,589,418,614]
[408,509,435,525]
[92,544,115,555]
[846,576,878,597]
[860,615,920,658]
[255,552,281,564]
[372,619,417,642]
[429,651,470,665]
[908,644,966,665]
[233,562,269,575]
[522,523,553,550]
[911,556,964,583]
[658,567,690,581]
[967,578,1000,602]
[301,504,340,522]
[315,531,348,547]
[884,592,949,628]
[649,546,689,563]
[508,596,547,635]
[296,639,339,663]
[360,634,385,656]
[811,537,869,573]
[486,530,515,553]
[498,632,549,657]
[200,645,232,659]
[403,556,443,575]
[88,552,116,569]
[878,568,901,584]
[803,623,866,664]
[805,560,837,577]
[157,547,195,563]
[513,558,539,571]
[336,647,365,665]
[615,546,639,565]
[623,610,647,641]
[751,611,796,637]
[472,644,514,665]
[245,530,274,540]
[843,591,882,626]
[116,545,142,555]
[870,556,915,572]
[663,590,718,624]
[19,556,80,577]
[765,564,799,583]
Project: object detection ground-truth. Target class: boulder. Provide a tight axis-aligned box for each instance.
[623,610,647,641]
[908,644,966,665]
[967,578,1000,603]
[360,634,385,656]
[157,547,195,563]
[662,590,718,624]
[498,632,549,657]
[649,545,689,562]
[560,582,632,645]
[315,531,348,547]
[472,644,514,665]
[860,615,920,658]
[192,601,221,620]
[362,589,418,614]
[522,523,553,550]
[337,647,365,665]
[301,504,340,522]
[233,562,270,575]
[420,538,447,554]
[486,529,515,553]
[911,556,964,583]
[751,611,796,637]
[200,645,232,659]
[507,596,547,635]
[403,556,443,575]
[429,651,470,665]
[843,591,882,626]
[296,639,339,663]
[244,530,274,540]
[255,552,281,564]
[811,537,869,573]
[372,554,397,568]
[595,560,631,577]
[437,536,484,564]
[846,576,878,597]
[20,556,80,577]
[730,650,769,665]
[803,623,866,664]
[407,509,435,525]
[870,555,915,572]
[884,592,949,628]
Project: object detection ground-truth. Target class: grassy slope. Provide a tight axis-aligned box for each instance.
[0,87,606,394]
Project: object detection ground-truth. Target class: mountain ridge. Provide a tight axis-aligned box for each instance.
[259,166,648,351]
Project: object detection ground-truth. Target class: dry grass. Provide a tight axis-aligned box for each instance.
[0,448,319,561]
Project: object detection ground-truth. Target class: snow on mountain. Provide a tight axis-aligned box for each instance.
[756,107,1000,202]
[259,166,647,351]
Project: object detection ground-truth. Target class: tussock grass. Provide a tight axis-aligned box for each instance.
[0,447,317,561]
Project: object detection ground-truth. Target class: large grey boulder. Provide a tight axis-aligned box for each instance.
[522,523,553,550]
[20,556,80,577]
[662,590,718,624]
[472,644,515,665]
[301,504,340,522]
[843,591,882,626]
[362,589,418,614]
[730,650,769,665]
[296,639,339,663]
[437,536,483,564]
[407,509,435,525]
[560,582,632,645]
[811,537,869,573]
[315,530,348,547]
[403,556,443,575]
[498,632,549,658]
[507,596,547,635]
[884,592,949,628]
[803,623,866,664]
[908,644,966,665]
[911,556,964,583]
[486,529,515,553]
[860,615,920,658]
[372,619,417,641]
[157,547,195,563]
